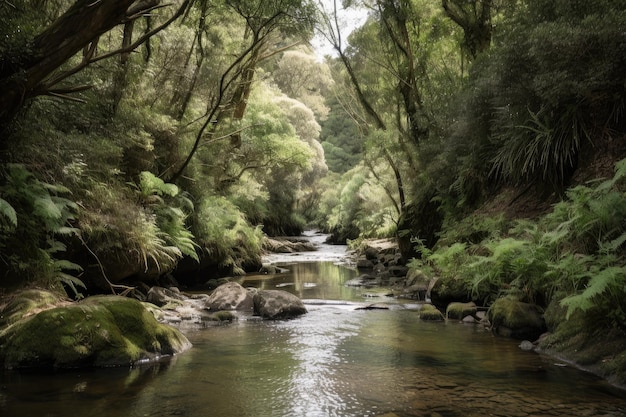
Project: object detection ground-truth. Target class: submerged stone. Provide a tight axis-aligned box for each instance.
[0,295,191,369]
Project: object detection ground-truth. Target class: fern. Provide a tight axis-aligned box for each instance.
[560,266,626,321]
[0,197,17,227]
[138,171,178,197]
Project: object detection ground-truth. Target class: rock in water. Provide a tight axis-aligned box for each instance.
[253,290,307,320]
[0,295,191,369]
[205,282,253,311]
[488,298,546,340]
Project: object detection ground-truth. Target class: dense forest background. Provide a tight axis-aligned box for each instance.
[1,0,626,343]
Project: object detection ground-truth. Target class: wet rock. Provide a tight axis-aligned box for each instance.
[388,265,409,277]
[0,295,191,369]
[147,286,186,307]
[419,304,445,321]
[356,258,375,269]
[446,302,477,320]
[462,315,477,324]
[264,237,316,253]
[488,298,546,340]
[345,274,379,287]
[519,340,535,351]
[259,264,287,274]
[355,303,390,310]
[205,282,253,311]
[402,269,436,301]
[253,290,307,320]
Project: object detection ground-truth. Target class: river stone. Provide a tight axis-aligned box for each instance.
[419,304,445,321]
[519,340,535,351]
[147,286,186,307]
[488,298,546,340]
[0,295,191,369]
[253,290,307,320]
[446,302,477,320]
[205,282,253,311]
[0,289,68,328]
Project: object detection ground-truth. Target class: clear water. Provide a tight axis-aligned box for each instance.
[2,240,626,416]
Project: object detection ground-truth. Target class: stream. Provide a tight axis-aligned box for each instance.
[1,232,625,416]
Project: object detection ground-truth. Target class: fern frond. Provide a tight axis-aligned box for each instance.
[57,272,87,299]
[560,266,626,319]
[0,198,17,227]
[53,259,84,272]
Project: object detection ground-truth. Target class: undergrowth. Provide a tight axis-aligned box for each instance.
[410,158,626,330]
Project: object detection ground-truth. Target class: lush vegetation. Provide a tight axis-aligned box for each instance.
[2,0,626,359]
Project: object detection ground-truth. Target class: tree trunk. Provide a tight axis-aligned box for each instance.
[0,0,140,129]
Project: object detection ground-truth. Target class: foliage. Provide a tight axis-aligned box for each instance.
[0,164,84,295]
[411,158,626,329]
[193,196,263,275]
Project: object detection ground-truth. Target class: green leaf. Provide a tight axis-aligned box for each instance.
[0,198,17,227]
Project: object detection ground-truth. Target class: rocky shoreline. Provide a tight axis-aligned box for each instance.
[346,237,626,390]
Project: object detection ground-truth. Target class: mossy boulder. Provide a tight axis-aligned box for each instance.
[446,302,477,320]
[419,304,445,321]
[0,295,191,369]
[429,276,472,307]
[488,298,546,340]
[0,289,68,328]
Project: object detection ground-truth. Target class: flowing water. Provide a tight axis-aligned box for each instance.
[1,233,626,417]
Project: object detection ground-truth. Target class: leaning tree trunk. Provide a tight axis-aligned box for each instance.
[0,0,141,132]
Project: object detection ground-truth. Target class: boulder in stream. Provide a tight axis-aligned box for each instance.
[0,293,191,369]
[446,302,478,320]
[419,304,445,321]
[205,282,254,311]
[253,290,307,320]
[488,298,546,340]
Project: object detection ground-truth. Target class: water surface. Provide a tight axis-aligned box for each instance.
[1,237,625,416]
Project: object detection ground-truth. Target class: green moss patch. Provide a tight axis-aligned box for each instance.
[419,304,445,321]
[0,295,191,369]
[446,302,477,320]
[488,298,546,340]
[0,289,67,328]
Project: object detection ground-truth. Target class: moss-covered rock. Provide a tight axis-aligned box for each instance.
[419,304,445,321]
[539,299,626,386]
[0,295,191,369]
[446,302,477,320]
[429,276,472,307]
[0,289,67,328]
[488,298,546,340]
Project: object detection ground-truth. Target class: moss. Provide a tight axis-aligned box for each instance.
[488,298,546,340]
[540,299,626,386]
[430,276,472,307]
[488,298,544,328]
[209,311,236,322]
[446,302,477,320]
[419,304,445,321]
[0,289,66,328]
[0,296,190,369]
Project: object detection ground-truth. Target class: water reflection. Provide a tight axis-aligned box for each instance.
[2,261,626,417]
[244,261,362,301]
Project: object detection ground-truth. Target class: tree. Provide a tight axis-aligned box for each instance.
[168,0,318,181]
[0,0,193,137]
[441,0,492,59]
